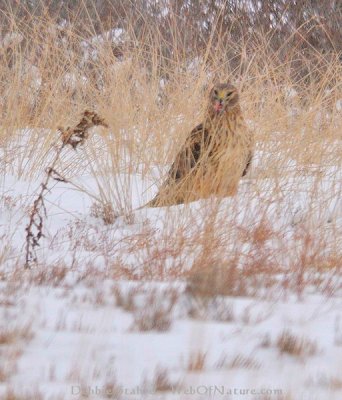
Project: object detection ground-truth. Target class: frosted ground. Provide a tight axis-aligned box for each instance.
[0,126,341,400]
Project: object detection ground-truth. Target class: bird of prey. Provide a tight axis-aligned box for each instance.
[148,82,254,207]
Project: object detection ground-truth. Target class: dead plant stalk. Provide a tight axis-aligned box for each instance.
[24,111,108,268]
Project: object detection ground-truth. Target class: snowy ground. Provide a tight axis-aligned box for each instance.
[0,132,341,399]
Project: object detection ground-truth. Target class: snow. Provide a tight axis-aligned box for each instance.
[0,129,341,399]
[2,284,342,399]
[80,28,126,64]
[1,32,23,48]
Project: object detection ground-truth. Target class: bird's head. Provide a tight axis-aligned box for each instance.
[209,83,239,115]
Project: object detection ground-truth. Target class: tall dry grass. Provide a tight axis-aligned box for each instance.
[0,5,341,293]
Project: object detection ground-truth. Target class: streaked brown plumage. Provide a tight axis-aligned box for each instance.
[148,82,254,207]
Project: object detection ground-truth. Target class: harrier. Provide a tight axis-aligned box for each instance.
[148,82,254,207]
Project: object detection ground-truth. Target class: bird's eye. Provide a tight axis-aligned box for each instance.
[214,89,218,96]
[226,91,233,98]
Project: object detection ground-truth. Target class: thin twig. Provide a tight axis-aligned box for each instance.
[24,110,108,269]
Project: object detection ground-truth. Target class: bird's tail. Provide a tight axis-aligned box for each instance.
[145,194,160,208]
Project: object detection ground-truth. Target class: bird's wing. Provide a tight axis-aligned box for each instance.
[168,123,209,181]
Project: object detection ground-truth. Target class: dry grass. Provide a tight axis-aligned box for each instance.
[307,373,342,391]
[112,286,138,312]
[186,263,247,299]
[187,351,207,372]
[0,0,340,322]
[2,391,44,400]
[153,367,178,393]
[1,1,339,393]
[216,353,261,370]
[130,289,178,332]
[276,330,318,358]
[187,297,235,321]
[90,201,118,225]
[0,324,34,345]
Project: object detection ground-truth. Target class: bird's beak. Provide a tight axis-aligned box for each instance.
[214,101,224,112]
